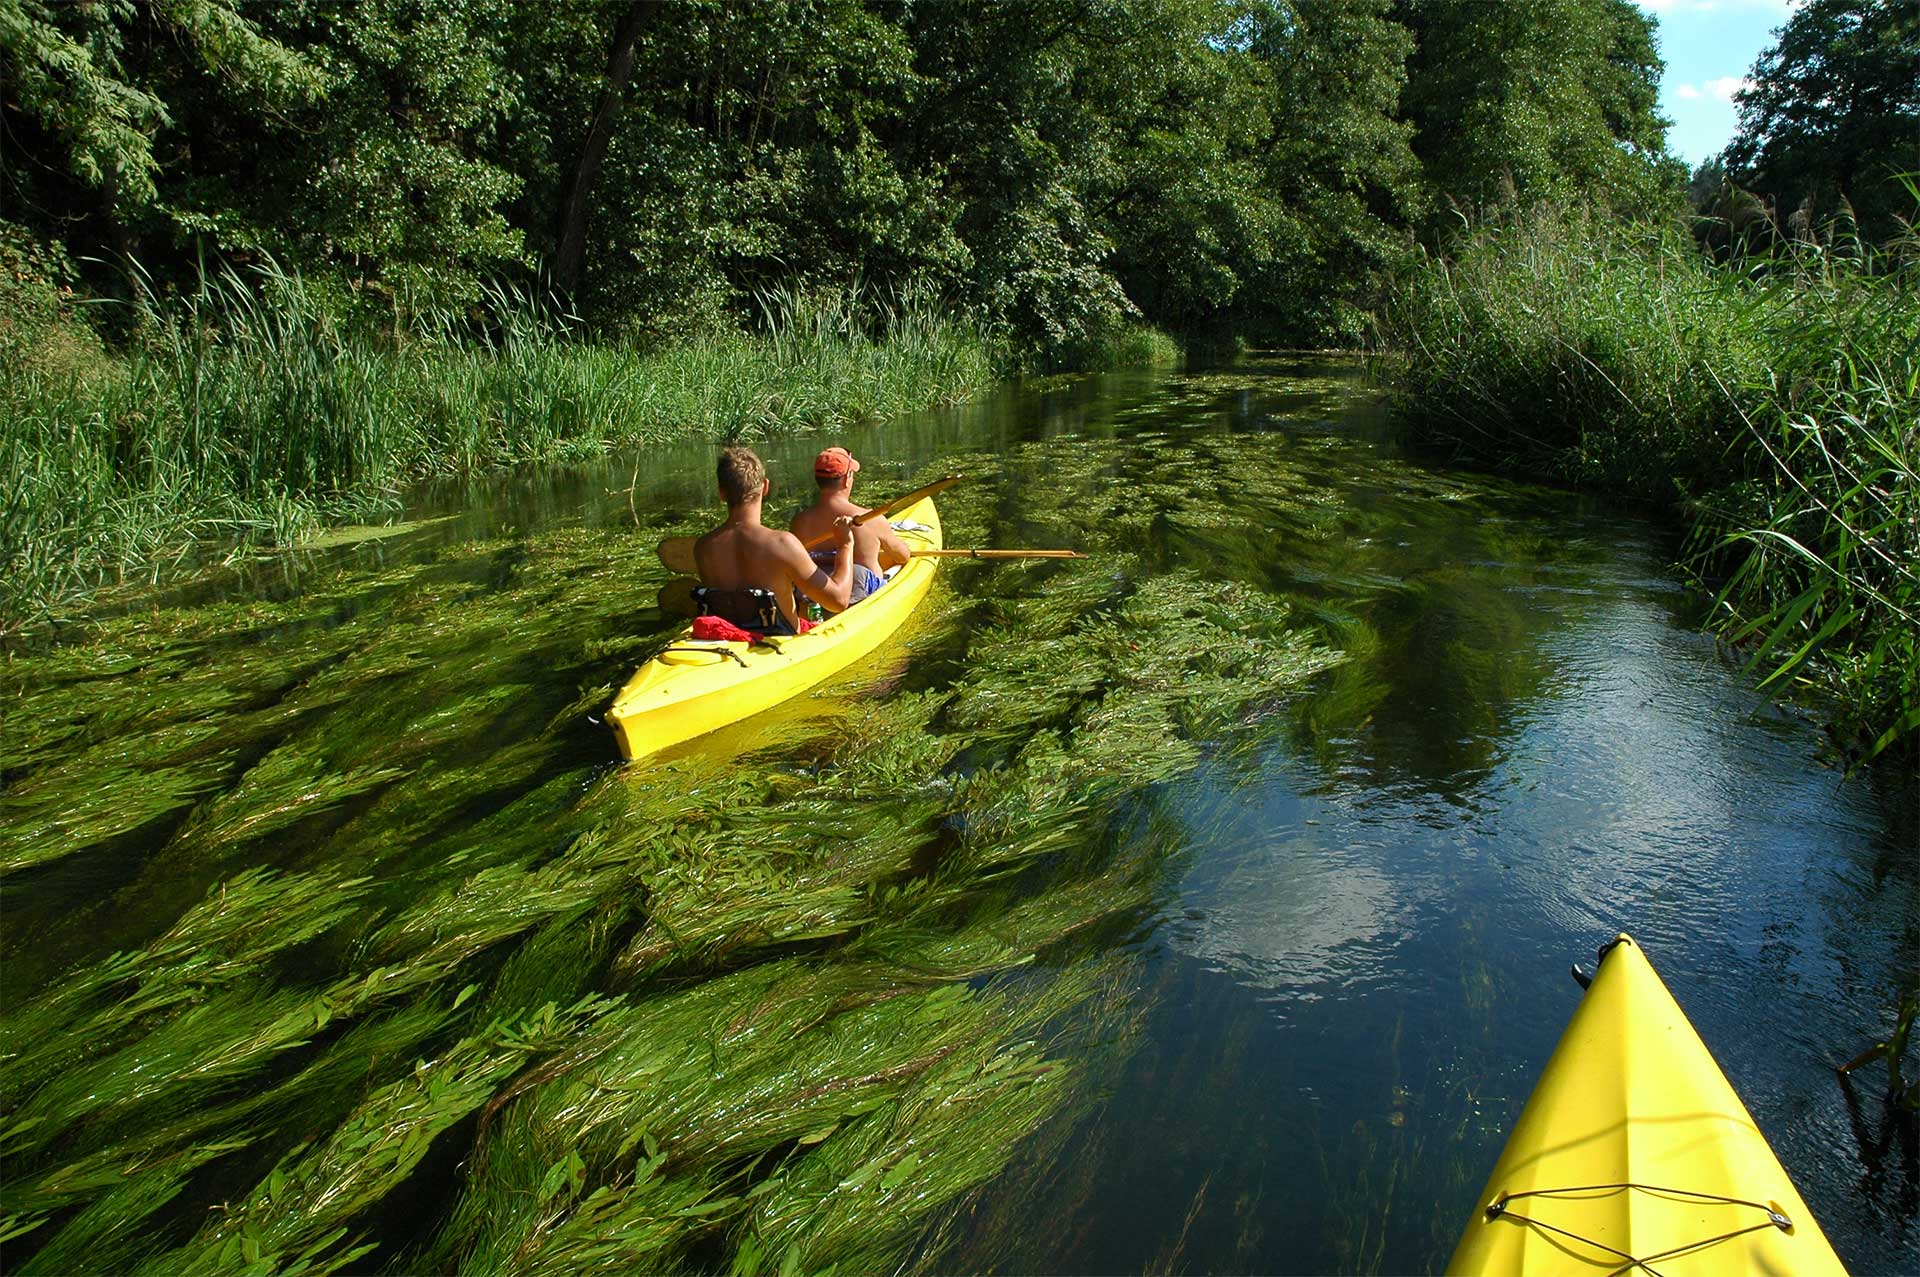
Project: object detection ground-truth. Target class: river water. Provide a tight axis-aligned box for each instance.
[3,355,1914,1274]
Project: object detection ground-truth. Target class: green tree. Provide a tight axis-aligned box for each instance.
[899,0,1149,355]
[241,0,529,307]
[1398,0,1682,228]
[0,0,319,261]
[1723,0,1920,245]
[1065,0,1277,336]
[1687,156,1728,211]
[552,1,659,297]
[1239,0,1423,342]
[537,0,965,338]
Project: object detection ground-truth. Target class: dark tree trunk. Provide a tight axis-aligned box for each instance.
[554,0,659,296]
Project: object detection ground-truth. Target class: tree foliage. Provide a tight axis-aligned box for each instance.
[3,0,1705,351]
[1723,0,1920,245]
[1238,0,1423,342]
[0,0,318,202]
[1399,0,1683,228]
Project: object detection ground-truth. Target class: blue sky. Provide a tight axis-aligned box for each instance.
[1637,0,1797,168]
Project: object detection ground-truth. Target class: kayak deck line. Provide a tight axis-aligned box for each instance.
[651,643,749,667]
[1447,933,1848,1276]
[1482,1182,1799,1271]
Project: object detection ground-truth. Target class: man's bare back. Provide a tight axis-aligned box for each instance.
[697,447,851,632]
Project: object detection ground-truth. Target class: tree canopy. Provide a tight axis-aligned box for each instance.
[3,0,1702,350]
[1722,0,1920,246]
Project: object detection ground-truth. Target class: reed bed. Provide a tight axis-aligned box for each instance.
[1,431,1355,1273]
[0,265,1001,630]
[1379,208,1919,761]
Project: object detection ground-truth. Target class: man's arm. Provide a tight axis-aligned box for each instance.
[779,527,853,614]
[871,519,913,571]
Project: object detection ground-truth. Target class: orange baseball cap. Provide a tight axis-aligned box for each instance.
[814,447,860,479]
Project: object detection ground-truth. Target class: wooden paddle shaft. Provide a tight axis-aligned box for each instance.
[912,549,1085,558]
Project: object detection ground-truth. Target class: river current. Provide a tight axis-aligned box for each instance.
[3,356,1913,1274]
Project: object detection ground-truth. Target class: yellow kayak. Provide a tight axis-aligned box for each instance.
[1448,934,1846,1276]
[608,497,941,760]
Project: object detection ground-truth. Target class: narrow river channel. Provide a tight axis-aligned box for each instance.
[3,356,1914,1274]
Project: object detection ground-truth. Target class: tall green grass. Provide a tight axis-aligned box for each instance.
[1378,207,1919,761]
[1041,323,1184,374]
[0,264,1002,630]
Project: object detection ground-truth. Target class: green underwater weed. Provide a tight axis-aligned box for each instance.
[151,998,617,1277]
[2,415,1368,1273]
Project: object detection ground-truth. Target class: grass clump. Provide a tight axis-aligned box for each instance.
[1036,322,1185,374]
[1378,206,1919,761]
[0,263,1001,631]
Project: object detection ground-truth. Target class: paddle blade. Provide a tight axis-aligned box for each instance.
[657,537,698,575]
[657,578,698,617]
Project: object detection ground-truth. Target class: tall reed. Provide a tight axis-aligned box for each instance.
[1378,207,1919,761]
[0,265,1002,629]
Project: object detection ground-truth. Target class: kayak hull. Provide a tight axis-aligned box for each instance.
[608,497,941,760]
[1447,934,1846,1276]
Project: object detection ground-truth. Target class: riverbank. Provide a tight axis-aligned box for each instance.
[1,258,1170,631]
[0,263,1001,629]
[1378,210,1918,763]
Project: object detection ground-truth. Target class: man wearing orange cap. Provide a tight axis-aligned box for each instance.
[791,446,912,610]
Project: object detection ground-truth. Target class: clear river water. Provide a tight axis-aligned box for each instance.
[3,355,1914,1275]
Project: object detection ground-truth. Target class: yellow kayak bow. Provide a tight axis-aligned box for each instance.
[1448,934,1847,1276]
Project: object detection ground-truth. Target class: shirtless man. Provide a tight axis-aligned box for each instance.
[790,447,912,608]
[694,446,853,634]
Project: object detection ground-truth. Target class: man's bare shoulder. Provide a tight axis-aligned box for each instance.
[759,523,805,547]
[792,499,839,531]
[752,525,812,565]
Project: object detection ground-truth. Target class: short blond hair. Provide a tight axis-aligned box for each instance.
[717,446,767,506]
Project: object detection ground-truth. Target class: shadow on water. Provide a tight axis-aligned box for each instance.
[1,356,1914,1274]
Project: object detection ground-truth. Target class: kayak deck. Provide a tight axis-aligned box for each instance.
[1448,934,1846,1276]
[608,497,942,760]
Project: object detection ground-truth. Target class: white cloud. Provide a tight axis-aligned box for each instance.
[1705,75,1755,102]
[1668,77,1756,104]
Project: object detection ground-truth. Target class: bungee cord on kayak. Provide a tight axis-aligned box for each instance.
[652,644,749,668]
[1481,1182,1799,1276]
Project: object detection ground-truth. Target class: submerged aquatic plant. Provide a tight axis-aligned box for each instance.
[2,423,1359,1273]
